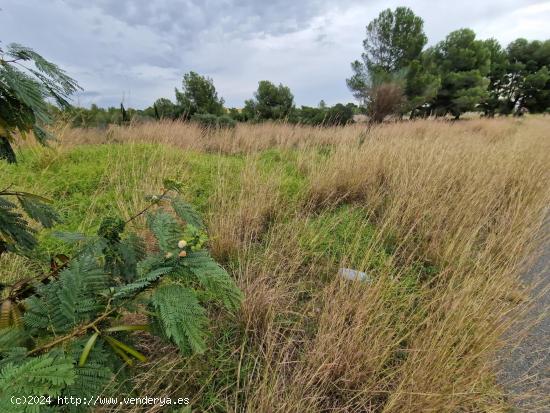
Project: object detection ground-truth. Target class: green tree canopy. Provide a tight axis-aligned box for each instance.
[175,71,225,117]
[150,97,179,120]
[294,103,354,126]
[504,38,550,113]
[430,29,490,118]
[347,7,431,119]
[347,7,427,95]
[347,9,550,118]
[0,43,80,162]
[480,38,510,116]
[404,56,441,117]
[243,80,294,120]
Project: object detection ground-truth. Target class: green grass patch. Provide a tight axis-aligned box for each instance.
[1,145,240,259]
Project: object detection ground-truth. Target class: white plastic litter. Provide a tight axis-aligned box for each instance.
[338,268,372,282]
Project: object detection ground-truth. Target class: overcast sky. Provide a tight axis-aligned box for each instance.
[1,0,549,108]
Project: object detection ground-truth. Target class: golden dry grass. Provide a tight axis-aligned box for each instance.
[24,117,550,411]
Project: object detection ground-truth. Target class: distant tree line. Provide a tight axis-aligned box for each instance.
[61,7,549,128]
[63,72,358,129]
[347,7,550,121]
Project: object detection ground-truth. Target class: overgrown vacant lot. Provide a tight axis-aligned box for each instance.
[2,117,549,412]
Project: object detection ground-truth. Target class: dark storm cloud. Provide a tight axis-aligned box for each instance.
[1,0,548,108]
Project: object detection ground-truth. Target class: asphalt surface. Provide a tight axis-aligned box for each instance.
[499,235,550,411]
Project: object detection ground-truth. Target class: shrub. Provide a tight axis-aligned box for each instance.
[217,115,237,129]
[364,82,405,123]
[295,106,326,126]
[244,80,295,121]
[175,71,225,117]
[294,104,354,127]
[227,107,247,122]
[0,180,242,410]
[325,103,354,126]
[191,113,236,129]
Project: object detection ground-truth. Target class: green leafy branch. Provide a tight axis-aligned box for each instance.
[0,179,242,410]
[1,42,81,163]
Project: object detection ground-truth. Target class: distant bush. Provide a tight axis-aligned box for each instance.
[294,103,355,126]
[227,108,248,122]
[295,106,326,125]
[176,71,225,117]
[244,80,295,121]
[191,113,218,128]
[191,113,236,129]
[364,82,405,123]
[325,103,355,126]
[217,115,237,128]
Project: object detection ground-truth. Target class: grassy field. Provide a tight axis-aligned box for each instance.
[1,117,549,412]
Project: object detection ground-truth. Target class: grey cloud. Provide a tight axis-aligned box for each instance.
[62,0,333,42]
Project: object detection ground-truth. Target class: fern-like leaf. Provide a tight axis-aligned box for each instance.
[17,194,60,228]
[184,251,242,311]
[0,347,27,370]
[146,210,182,253]
[24,255,107,333]
[172,198,204,229]
[113,233,147,282]
[0,353,75,412]
[152,284,208,354]
[0,328,27,352]
[112,266,173,300]
[0,197,37,251]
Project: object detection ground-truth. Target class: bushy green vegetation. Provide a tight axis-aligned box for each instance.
[242,80,295,121]
[191,113,236,129]
[291,102,356,126]
[67,104,143,128]
[174,71,226,117]
[0,163,242,410]
[0,43,80,162]
[0,44,244,408]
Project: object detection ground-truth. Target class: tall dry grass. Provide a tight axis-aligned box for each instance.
[52,117,550,411]
[207,161,284,263]
[54,116,524,154]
